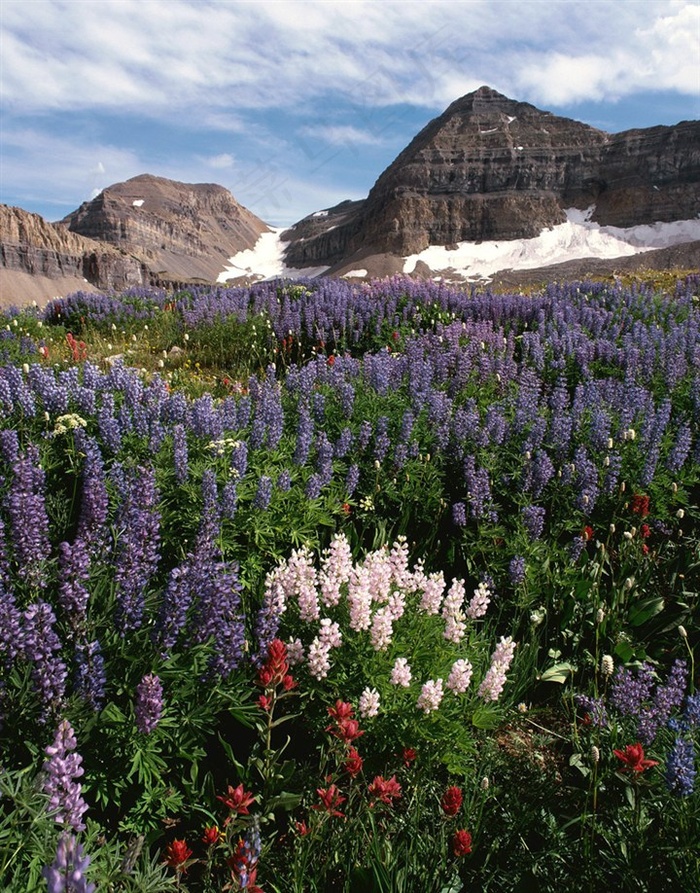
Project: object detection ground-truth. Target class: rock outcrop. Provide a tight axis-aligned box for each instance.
[61,174,269,282]
[0,205,149,306]
[283,86,700,270]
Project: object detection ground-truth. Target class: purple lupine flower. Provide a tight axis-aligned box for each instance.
[0,583,23,665]
[73,639,106,711]
[277,469,292,492]
[685,692,700,727]
[373,416,391,464]
[42,719,88,830]
[4,445,51,589]
[22,601,67,722]
[134,674,163,734]
[569,536,587,564]
[293,403,314,466]
[452,502,467,527]
[637,659,688,743]
[172,423,189,484]
[43,833,95,893]
[345,464,360,497]
[0,429,20,464]
[509,556,526,586]
[253,569,286,667]
[665,737,696,797]
[253,475,273,510]
[305,473,323,500]
[75,438,109,555]
[521,505,546,540]
[333,427,354,459]
[56,540,91,636]
[574,693,608,728]
[230,440,248,481]
[221,479,238,519]
[665,423,692,473]
[113,465,161,635]
[357,420,373,451]
[610,662,656,717]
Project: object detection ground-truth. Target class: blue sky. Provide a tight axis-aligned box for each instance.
[1,0,698,227]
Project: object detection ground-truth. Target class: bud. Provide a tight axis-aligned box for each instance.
[590,745,600,764]
[671,482,678,493]
[609,523,616,534]
[183,333,190,342]
[596,608,605,624]
[624,577,635,590]
[607,437,614,449]
[676,509,685,519]
[601,655,614,676]
[679,625,688,639]
[480,776,489,791]
[22,363,29,374]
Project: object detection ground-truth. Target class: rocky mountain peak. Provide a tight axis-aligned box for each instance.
[61,174,268,282]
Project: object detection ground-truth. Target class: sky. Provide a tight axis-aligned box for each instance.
[1,0,699,227]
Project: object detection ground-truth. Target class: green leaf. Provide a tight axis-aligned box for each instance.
[471,704,501,730]
[540,662,575,684]
[627,597,665,626]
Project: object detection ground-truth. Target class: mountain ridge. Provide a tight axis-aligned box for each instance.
[1,86,698,305]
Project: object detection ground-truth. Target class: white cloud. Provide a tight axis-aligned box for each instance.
[299,124,386,147]
[204,153,236,170]
[3,0,695,120]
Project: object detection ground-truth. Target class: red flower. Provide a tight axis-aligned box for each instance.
[257,639,289,688]
[582,525,594,542]
[441,785,463,817]
[342,502,351,515]
[613,742,659,774]
[327,700,354,723]
[258,694,272,711]
[295,819,310,836]
[368,775,402,806]
[201,825,222,846]
[452,829,472,857]
[282,674,297,691]
[312,784,346,818]
[344,746,364,778]
[217,783,256,823]
[630,493,650,518]
[402,747,417,768]
[327,354,335,366]
[163,839,192,871]
[640,523,651,539]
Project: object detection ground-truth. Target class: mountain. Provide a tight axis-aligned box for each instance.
[60,174,269,282]
[1,87,698,305]
[283,85,700,275]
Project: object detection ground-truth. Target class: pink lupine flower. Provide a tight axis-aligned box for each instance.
[417,678,444,714]
[370,605,394,651]
[447,659,473,694]
[318,617,343,649]
[307,637,332,679]
[466,581,491,619]
[477,636,517,701]
[419,568,446,614]
[390,657,412,687]
[442,579,466,643]
[358,687,380,718]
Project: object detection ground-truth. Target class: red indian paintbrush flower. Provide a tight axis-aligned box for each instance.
[312,784,346,818]
[452,829,472,857]
[441,785,463,816]
[201,825,222,846]
[630,493,650,518]
[344,746,364,778]
[613,742,659,774]
[163,839,193,872]
[217,783,256,824]
[368,775,402,806]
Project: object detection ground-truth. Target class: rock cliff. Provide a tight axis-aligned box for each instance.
[0,205,149,306]
[283,86,700,269]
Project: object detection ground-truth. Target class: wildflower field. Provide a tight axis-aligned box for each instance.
[0,273,698,892]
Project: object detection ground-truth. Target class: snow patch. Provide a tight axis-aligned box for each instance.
[403,213,700,281]
[312,209,329,217]
[218,228,329,283]
[132,199,144,207]
[343,269,368,278]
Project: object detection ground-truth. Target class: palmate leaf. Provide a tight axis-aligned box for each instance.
[539,661,575,684]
